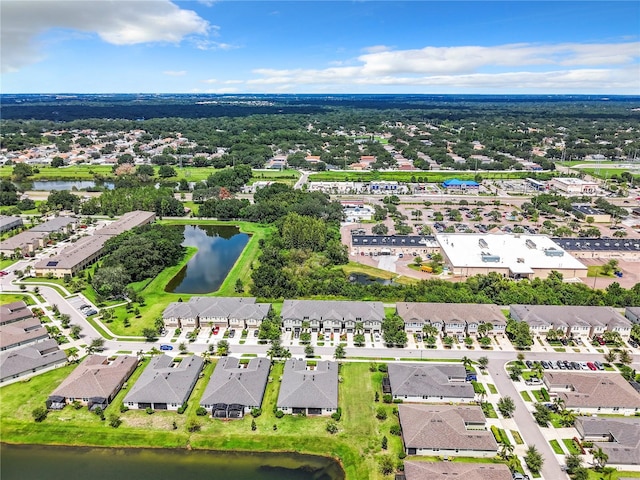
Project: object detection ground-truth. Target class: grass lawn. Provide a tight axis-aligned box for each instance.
[487,384,498,394]
[549,439,564,454]
[520,391,532,402]
[339,262,417,286]
[586,471,640,479]
[0,258,18,270]
[562,438,582,455]
[510,430,524,445]
[0,293,35,305]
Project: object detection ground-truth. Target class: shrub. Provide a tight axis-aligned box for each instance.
[540,388,550,401]
[177,403,187,414]
[331,407,342,421]
[398,452,406,459]
[251,419,257,431]
[119,404,129,413]
[94,407,105,420]
[376,406,388,420]
[377,364,388,372]
[195,407,208,416]
[251,407,262,418]
[71,400,82,410]
[382,394,393,404]
[145,407,154,415]
[275,410,284,418]
[326,421,338,434]
[382,436,388,450]
[390,424,402,436]
[375,391,380,402]
[392,398,404,404]
[369,364,378,372]
[186,419,201,432]
[108,414,122,428]
[32,406,48,422]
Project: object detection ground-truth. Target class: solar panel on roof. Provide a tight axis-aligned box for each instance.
[46,261,58,267]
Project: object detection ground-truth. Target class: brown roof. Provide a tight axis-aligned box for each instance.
[0,301,34,325]
[398,404,497,452]
[403,461,512,480]
[544,372,640,409]
[51,355,137,400]
[0,317,48,349]
[397,302,507,326]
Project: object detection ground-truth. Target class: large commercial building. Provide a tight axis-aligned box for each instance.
[437,233,587,279]
[549,177,598,194]
[34,210,155,278]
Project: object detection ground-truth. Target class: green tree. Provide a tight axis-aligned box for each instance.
[216,339,230,356]
[334,344,346,360]
[158,165,177,178]
[382,314,407,346]
[592,446,609,469]
[32,406,48,422]
[532,403,551,426]
[497,396,515,418]
[304,344,314,358]
[564,453,582,474]
[142,328,158,342]
[371,223,388,235]
[524,445,544,474]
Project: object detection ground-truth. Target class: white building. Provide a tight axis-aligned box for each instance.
[549,177,598,194]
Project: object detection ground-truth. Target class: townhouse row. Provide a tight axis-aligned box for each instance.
[162,297,638,339]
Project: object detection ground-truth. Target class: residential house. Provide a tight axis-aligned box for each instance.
[277,359,338,416]
[31,216,78,235]
[124,355,203,411]
[0,231,47,257]
[162,297,270,329]
[200,357,270,418]
[387,363,475,403]
[0,317,48,351]
[281,300,384,334]
[510,305,631,339]
[576,417,640,466]
[626,307,640,324]
[402,461,512,480]
[0,215,23,234]
[543,372,640,415]
[47,355,138,410]
[0,339,67,383]
[398,404,497,457]
[0,301,34,326]
[396,303,507,336]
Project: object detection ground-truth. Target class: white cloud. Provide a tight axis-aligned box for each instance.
[242,42,640,92]
[163,70,187,76]
[1,0,210,73]
[193,39,238,51]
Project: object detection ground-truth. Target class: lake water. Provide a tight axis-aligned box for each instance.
[165,224,249,294]
[16,180,115,190]
[0,444,344,480]
[348,273,395,285]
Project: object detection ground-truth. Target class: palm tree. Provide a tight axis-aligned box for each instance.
[592,446,609,469]
[461,356,473,371]
[553,397,565,412]
[559,408,576,427]
[604,350,617,363]
[618,349,632,365]
[532,361,544,379]
[498,442,514,460]
[478,356,489,370]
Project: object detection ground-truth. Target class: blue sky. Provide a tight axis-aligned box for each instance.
[1,1,639,94]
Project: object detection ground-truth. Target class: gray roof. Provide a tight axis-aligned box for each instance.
[398,404,497,451]
[124,354,203,405]
[388,363,474,399]
[281,300,384,323]
[0,301,34,325]
[0,317,48,350]
[626,307,640,321]
[397,302,507,325]
[577,417,640,465]
[277,359,338,410]
[403,461,512,480]
[0,230,47,252]
[0,339,66,381]
[34,235,109,270]
[51,355,137,400]
[544,372,640,409]
[201,357,270,407]
[163,297,270,321]
[31,216,78,232]
[511,304,630,329]
[0,216,23,230]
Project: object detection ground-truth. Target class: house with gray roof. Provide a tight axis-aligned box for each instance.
[281,300,384,333]
[402,461,512,480]
[124,354,203,411]
[511,305,632,339]
[48,355,138,410]
[0,230,47,257]
[0,301,34,326]
[34,235,110,278]
[398,404,497,457]
[277,359,338,416]
[163,297,271,330]
[0,215,23,234]
[388,363,475,403]
[0,317,48,351]
[0,339,67,384]
[544,372,640,415]
[31,216,78,234]
[395,303,506,336]
[626,307,640,325]
[576,417,640,466]
[200,356,270,418]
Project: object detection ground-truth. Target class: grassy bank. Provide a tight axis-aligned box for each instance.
[340,262,418,286]
[0,361,396,479]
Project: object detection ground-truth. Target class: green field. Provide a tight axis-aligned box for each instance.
[308,170,537,183]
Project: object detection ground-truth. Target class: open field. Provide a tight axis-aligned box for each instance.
[309,170,543,183]
[0,293,35,306]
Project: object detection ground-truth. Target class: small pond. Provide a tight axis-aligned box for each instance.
[165,224,249,294]
[16,180,115,191]
[348,273,396,285]
[0,444,344,480]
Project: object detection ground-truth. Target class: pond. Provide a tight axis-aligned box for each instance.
[0,444,344,480]
[165,224,249,294]
[16,180,115,191]
[348,273,396,285]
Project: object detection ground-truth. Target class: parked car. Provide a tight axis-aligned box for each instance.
[541,361,550,369]
[629,339,639,348]
[563,360,573,369]
[587,362,597,371]
[0,271,8,276]
[571,361,581,370]
[594,361,604,370]
[228,329,236,338]
[212,326,220,335]
[415,333,422,342]
[84,309,97,316]
[525,360,534,369]
[253,329,259,337]
[160,344,173,351]
[557,361,566,370]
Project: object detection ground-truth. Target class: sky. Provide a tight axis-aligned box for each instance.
[1,0,639,94]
